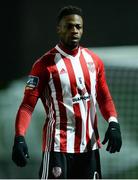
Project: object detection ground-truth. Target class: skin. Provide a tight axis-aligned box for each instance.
[57,14,83,50]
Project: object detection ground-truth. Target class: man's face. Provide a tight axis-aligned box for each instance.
[57,14,83,49]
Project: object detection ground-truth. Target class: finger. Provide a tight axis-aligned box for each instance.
[102,139,107,145]
[117,142,122,152]
[16,159,27,167]
[14,152,27,167]
[108,138,117,153]
[102,134,109,145]
[106,139,112,151]
[110,138,122,153]
[17,149,28,167]
[110,144,117,153]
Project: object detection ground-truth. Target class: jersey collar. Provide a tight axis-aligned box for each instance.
[57,42,80,57]
[56,43,80,59]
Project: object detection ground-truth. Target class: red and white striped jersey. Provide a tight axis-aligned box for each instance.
[15,43,117,153]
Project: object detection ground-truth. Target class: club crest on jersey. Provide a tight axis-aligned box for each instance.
[26,75,39,88]
[60,68,67,74]
[87,62,95,73]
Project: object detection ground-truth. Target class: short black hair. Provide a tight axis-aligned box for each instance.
[57,5,83,23]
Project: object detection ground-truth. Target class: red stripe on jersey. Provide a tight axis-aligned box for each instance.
[93,114,101,148]
[80,51,92,150]
[86,100,91,145]
[63,57,82,152]
[50,63,68,151]
[63,58,78,96]
[73,103,82,152]
[79,53,91,94]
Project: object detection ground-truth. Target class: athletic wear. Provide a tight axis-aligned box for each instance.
[102,122,122,153]
[12,135,29,167]
[39,150,102,179]
[15,43,117,153]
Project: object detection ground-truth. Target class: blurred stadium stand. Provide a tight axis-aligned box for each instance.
[0,45,138,178]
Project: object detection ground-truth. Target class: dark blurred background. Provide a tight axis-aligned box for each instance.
[0,0,138,179]
[1,0,138,87]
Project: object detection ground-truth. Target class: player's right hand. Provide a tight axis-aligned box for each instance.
[12,135,29,167]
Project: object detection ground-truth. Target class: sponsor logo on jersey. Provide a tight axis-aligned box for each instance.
[26,75,39,88]
[73,95,90,102]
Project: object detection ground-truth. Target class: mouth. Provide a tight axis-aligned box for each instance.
[71,36,79,42]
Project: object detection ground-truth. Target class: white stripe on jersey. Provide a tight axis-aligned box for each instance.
[82,49,97,105]
[48,62,61,150]
[41,151,50,179]
[69,55,91,152]
[53,52,76,152]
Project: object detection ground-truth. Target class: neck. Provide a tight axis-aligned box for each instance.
[59,41,79,51]
[58,42,79,56]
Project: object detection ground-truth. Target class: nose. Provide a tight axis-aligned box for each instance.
[71,26,78,34]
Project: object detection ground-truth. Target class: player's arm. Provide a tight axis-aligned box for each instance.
[96,60,117,120]
[12,93,38,166]
[95,56,122,153]
[12,58,48,167]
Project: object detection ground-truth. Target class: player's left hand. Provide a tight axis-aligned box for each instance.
[102,122,122,153]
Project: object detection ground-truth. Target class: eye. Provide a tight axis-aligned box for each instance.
[76,24,82,30]
[66,24,82,30]
[67,24,73,30]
